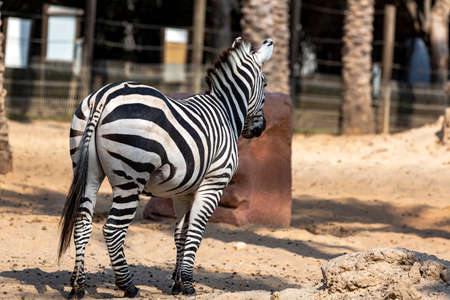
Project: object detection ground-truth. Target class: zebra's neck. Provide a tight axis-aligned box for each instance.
[203,42,257,140]
[207,85,248,141]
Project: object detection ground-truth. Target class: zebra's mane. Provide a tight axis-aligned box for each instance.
[205,39,253,93]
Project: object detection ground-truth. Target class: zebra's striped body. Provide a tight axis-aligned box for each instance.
[59,37,273,298]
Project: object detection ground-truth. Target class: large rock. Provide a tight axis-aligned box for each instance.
[143,93,292,227]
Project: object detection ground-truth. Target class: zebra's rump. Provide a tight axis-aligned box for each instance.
[71,82,210,197]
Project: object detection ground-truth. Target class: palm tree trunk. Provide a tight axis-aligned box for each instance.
[430,0,450,87]
[241,0,290,94]
[341,0,375,134]
[210,0,234,52]
[0,3,12,174]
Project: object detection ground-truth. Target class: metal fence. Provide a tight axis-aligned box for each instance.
[4,61,210,118]
[293,2,449,133]
[3,8,223,119]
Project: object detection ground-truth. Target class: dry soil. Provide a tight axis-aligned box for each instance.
[0,119,449,299]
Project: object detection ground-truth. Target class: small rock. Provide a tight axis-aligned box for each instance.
[270,292,280,300]
[440,267,449,283]
[233,242,247,250]
[408,262,421,283]
[420,260,443,281]
[384,282,422,300]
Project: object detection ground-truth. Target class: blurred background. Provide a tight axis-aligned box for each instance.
[1,0,449,133]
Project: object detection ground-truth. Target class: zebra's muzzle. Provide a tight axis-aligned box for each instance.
[242,116,266,139]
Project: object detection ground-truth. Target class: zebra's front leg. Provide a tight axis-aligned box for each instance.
[171,197,193,295]
[179,189,222,295]
[103,189,140,298]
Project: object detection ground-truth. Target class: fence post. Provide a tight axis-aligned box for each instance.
[40,4,49,103]
[290,0,302,99]
[381,4,396,134]
[82,0,97,97]
[0,1,13,174]
[192,0,206,93]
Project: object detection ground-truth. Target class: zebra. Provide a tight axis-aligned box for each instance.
[58,37,274,298]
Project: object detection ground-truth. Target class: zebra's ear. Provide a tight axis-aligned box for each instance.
[255,39,274,65]
[232,37,242,48]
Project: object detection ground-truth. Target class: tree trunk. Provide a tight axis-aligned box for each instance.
[341,0,375,134]
[241,0,290,94]
[210,0,234,52]
[0,3,13,174]
[430,0,450,87]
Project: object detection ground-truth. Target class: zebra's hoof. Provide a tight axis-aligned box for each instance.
[123,285,139,298]
[171,281,182,295]
[68,288,85,299]
[182,282,196,296]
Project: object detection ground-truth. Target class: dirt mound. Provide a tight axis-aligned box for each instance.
[320,248,449,299]
[205,248,450,300]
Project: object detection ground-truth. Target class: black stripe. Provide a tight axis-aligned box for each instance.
[107,217,135,226]
[115,182,138,190]
[79,207,91,215]
[107,151,155,173]
[70,129,84,137]
[70,146,80,156]
[74,104,87,121]
[109,207,137,216]
[113,170,133,180]
[103,83,165,108]
[93,82,124,112]
[113,194,139,204]
[136,178,146,185]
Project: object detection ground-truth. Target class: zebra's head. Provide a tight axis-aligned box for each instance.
[240,38,273,139]
[205,37,274,139]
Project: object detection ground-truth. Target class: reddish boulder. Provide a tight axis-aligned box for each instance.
[143,93,292,227]
[143,196,175,220]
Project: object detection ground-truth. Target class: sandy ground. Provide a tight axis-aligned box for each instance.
[0,119,449,299]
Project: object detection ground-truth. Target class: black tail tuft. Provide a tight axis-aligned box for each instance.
[58,141,90,260]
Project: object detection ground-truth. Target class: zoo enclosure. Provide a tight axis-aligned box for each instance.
[2,0,449,133]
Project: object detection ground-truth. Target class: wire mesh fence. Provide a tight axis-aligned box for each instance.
[293,1,449,133]
[2,8,224,119]
[4,61,212,119]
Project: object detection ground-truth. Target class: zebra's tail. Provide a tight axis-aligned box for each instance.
[58,97,105,260]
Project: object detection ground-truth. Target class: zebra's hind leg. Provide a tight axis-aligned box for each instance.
[69,140,105,299]
[103,185,140,298]
[179,188,222,295]
[69,214,95,299]
[171,197,193,295]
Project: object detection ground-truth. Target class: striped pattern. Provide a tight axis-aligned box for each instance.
[63,37,273,297]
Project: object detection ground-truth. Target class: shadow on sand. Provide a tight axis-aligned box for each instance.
[1,186,449,260]
[291,195,450,240]
[0,264,301,299]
